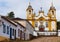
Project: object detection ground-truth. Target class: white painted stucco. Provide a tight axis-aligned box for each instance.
[0,17,17,39]
[51,21,56,31]
[16,20,34,40]
[58,30,60,36]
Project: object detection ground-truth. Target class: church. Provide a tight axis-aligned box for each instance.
[26,2,57,32]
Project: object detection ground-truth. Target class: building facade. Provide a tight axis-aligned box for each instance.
[0,16,26,40]
[16,22,26,40]
[12,18,35,40]
[0,16,17,40]
[26,2,57,31]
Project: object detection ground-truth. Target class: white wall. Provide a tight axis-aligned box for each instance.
[26,21,34,35]
[3,19,34,40]
[58,30,60,36]
[0,17,17,39]
[16,23,26,40]
[16,24,20,39]
[18,21,26,27]
[21,21,34,40]
[17,20,34,35]
[51,21,56,31]
[25,30,30,40]
[38,32,57,35]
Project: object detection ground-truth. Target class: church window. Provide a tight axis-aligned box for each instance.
[46,22,48,27]
[40,21,43,25]
[35,22,38,27]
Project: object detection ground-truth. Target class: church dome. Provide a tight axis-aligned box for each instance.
[49,2,56,10]
[39,7,44,13]
[26,2,33,11]
[50,6,56,10]
[39,10,44,13]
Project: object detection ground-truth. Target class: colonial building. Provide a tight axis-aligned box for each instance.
[0,16,17,40]
[15,21,26,40]
[0,15,35,41]
[26,2,57,31]
[12,18,35,40]
[0,16,26,40]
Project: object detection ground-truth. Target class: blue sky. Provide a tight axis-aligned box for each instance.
[0,0,60,21]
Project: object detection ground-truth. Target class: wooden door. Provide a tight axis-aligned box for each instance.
[10,28,12,39]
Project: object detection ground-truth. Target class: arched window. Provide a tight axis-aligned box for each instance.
[52,11,54,14]
[29,10,31,14]
[40,21,43,25]
[29,10,31,12]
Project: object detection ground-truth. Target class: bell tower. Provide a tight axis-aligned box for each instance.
[26,2,33,19]
[26,2,35,26]
[48,2,57,31]
[48,2,56,18]
[39,7,44,17]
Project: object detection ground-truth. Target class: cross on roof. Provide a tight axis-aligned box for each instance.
[51,0,54,7]
[40,7,42,11]
[29,0,31,5]
[29,2,31,5]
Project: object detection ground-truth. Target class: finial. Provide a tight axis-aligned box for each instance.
[34,12,36,14]
[40,7,42,11]
[29,0,31,5]
[29,2,31,5]
[51,0,53,7]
